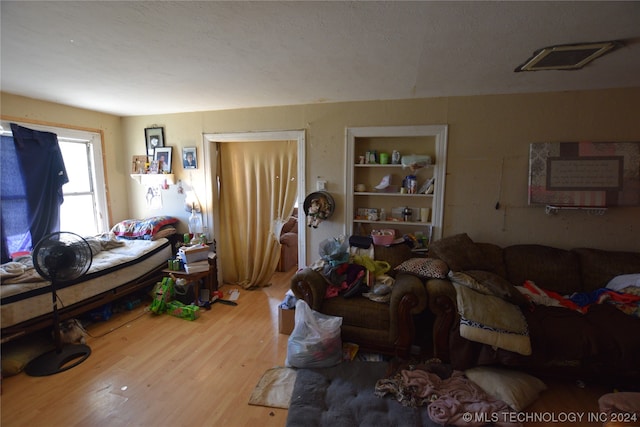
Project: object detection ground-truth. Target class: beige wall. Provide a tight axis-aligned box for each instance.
[3,88,640,261]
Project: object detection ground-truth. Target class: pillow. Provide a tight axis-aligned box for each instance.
[152,225,177,240]
[465,366,547,411]
[395,258,449,279]
[111,216,179,239]
[428,233,486,272]
[464,270,530,307]
[606,273,640,292]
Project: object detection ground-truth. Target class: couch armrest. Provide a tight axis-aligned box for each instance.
[290,268,328,311]
[426,278,458,362]
[388,273,428,353]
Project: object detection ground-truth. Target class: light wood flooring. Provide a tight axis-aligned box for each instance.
[1,268,616,426]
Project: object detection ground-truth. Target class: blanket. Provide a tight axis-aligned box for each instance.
[452,282,531,356]
[518,280,640,317]
[0,233,125,285]
[375,366,520,427]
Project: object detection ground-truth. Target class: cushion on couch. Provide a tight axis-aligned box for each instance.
[462,270,530,307]
[573,248,640,292]
[504,245,582,295]
[395,258,449,279]
[429,233,493,272]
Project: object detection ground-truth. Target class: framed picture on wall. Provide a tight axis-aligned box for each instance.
[145,127,164,156]
[183,147,197,169]
[154,147,172,173]
[131,155,148,174]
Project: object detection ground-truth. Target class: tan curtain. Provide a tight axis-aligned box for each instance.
[218,140,297,289]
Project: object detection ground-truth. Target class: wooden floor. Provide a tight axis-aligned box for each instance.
[1,268,615,427]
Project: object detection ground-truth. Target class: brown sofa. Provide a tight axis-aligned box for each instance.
[426,233,640,383]
[290,243,428,357]
[278,209,298,272]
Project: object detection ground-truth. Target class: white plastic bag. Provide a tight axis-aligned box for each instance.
[285,300,343,368]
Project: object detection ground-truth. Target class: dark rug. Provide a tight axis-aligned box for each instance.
[286,361,441,427]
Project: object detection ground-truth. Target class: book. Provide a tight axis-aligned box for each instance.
[184,259,209,274]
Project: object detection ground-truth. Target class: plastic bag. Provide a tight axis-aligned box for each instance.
[318,236,349,267]
[285,300,343,368]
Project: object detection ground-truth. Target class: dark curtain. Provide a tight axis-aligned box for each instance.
[0,124,68,262]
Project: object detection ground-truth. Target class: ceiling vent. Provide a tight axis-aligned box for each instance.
[515,40,622,72]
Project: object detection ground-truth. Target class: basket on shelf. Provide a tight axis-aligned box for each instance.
[371,229,395,246]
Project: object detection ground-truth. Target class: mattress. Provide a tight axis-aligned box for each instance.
[1,238,172,328]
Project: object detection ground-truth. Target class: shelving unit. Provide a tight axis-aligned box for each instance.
[345,125,448,245]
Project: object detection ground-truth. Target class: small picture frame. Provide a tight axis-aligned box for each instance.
[182,147,197,169]
[145,127,165,156]
[149,160,159,174]
[131,155,148,174]
[154,147,173,173]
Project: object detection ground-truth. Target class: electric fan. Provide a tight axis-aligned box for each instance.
[25,232,93,376]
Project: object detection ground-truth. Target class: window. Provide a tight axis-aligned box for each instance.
[0,121,109,248]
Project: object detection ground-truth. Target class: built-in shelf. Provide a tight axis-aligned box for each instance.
[130,173,175,186]
[545,205,607,215]
[354,219,432,226]
[354,192,433,197]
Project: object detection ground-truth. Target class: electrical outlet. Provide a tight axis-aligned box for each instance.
[317,179,327,191]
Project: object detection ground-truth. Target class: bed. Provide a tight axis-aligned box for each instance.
[1,216,179,342]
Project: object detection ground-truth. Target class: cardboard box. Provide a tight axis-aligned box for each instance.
[178,244,210,264]
[278,307,295,335]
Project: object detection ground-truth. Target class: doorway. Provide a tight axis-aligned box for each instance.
[202,130,306,287]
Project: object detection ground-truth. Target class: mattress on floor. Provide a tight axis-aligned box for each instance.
[1,238,172,328]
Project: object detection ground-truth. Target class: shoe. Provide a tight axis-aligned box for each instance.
[375,174,391,190]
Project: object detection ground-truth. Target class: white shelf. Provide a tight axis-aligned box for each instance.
[354,219,432,226]
[354,163,434,168]
[130,173,175,186]
[354,191,433,197]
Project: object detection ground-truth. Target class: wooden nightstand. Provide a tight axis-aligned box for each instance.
[162,253,218,303]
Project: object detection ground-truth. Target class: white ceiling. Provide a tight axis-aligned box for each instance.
[1,1,639,117]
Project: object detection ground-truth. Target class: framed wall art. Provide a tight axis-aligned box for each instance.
[154,147,172,173]
[529,141,640,207]
[182,147,197,169]
[145,127,164,156]
[131,155,148,174]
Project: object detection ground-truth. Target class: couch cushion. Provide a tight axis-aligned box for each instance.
[573,248,640,292]
[463,270,530,307]
[373,243,413,270]
[503,245,581,295]
[429,233,495,272]
[321,296,390,331]
[395,258,449,279]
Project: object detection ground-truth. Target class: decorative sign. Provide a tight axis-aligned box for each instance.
[547,157,622,190]
[529,142,640,207]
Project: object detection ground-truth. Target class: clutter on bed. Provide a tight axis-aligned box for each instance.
[1,226,175,342]
[110,215,179,240]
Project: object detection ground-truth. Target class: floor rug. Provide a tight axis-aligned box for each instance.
[248,366,298,409]
[286,361,441,427]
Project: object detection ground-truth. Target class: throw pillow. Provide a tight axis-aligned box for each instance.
[428,233,486,272]
[465,366,547,411]
[395,258,449,279]
[464,270,531,307]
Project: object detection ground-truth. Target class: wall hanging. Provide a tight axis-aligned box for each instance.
[529,141,640,211]
[303,191,335,228]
